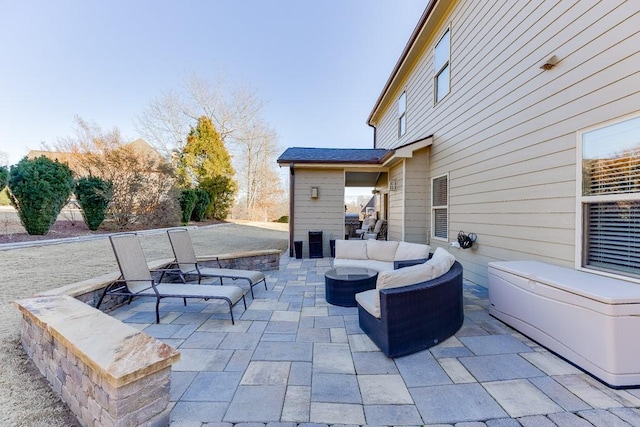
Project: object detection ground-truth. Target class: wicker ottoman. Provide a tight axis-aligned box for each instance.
[325,267,378,307]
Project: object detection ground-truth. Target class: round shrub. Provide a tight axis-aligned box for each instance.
[191,188,211,222]
[8,156,75,235]
[179,189,198,223]
[75,176,113,230]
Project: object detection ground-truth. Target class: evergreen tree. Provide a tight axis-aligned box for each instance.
[179,116,235,186]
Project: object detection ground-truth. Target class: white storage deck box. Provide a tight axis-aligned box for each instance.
[488,260,640,388]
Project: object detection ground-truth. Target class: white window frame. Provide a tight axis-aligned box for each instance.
[431,173,449,241]
[434,27,450,104]
[398,91,407,138]
[575,112,640,282]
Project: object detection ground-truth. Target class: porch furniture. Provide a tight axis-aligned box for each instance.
[97,233,246,324]
[325,267,378,307]
[364,219,387,240]
[488,261,640,388]
[355,217,376,239]
[167,228,267,298]
[333,239,430,271]
[356,248,463,357]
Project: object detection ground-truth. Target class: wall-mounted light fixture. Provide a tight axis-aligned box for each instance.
[371,189,380,195]
[539,55,559,70]
[389,180,397,191]
[310,186,319,199]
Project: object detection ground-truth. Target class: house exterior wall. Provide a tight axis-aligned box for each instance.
[404,148,430,244]
[293,169,345,258]
[387,163,404,242]
[371,0,640,285]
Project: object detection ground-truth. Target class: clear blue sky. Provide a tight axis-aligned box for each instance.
[0,1,427,165]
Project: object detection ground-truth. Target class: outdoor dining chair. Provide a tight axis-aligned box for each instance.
[96,233,246,324]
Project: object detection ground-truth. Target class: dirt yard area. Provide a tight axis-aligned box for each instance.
[0,207,289,426]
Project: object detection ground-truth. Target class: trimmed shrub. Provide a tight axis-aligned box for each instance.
[75,176,113,230]
[191,188,210,222]
[8,156,75,235]
[179,189,197,223]
[0,165,7,189]
[274,215,289,223]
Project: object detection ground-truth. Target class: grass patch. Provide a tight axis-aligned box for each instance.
[0,188,10,206]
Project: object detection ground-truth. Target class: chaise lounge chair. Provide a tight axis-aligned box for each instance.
[166,228,268,298]
[96,233,246,324]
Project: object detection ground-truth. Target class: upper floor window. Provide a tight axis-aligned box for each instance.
[434,29,450,103]
[398,91,406,137]
[432,174,449,240]
[579,114,640,278]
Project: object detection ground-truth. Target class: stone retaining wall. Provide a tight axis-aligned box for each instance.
[15,295,180,427]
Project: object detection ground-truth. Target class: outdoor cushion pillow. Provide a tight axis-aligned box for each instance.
[394,242,430,262]
[366,239,399,262]
[426,247,456,277]
[374,262,436,311]
[335,239,368,260]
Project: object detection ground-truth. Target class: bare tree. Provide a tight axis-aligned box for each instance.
[56,117,180,229]
[136,75,285,221]
[0,151,9,167]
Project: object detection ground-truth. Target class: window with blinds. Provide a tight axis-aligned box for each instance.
[432,174,448,240]
[581,115,640,277]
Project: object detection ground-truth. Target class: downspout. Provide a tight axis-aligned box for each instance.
[289,163,295,257]
[369,122,377,148]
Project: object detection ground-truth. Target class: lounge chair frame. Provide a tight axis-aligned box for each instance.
[96,233,246,324]
[166,228,268,298]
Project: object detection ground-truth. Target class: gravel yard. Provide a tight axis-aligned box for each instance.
[0,209,288,426]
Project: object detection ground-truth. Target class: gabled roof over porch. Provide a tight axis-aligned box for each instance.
[277,147,392,165]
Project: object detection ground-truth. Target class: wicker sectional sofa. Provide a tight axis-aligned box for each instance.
[353,246,464,357]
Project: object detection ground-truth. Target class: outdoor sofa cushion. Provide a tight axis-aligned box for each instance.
[333,239,430,272]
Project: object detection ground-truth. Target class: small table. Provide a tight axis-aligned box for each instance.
[325,267,378,307]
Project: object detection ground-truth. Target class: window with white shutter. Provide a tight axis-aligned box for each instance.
[432,174,449,240]
[580,114,640,278]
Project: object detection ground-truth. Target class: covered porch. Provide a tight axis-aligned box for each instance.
[277,137,433,258]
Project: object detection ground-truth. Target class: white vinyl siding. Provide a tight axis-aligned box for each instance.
[293,169,344,257]
[578,114,640,278]
[371,0,640,285]
[404,148,430,243]
[387,164,405,241]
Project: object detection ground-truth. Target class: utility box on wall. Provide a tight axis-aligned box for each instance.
[309,230,323,258]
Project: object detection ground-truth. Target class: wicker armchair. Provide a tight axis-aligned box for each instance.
[357,260,464,357]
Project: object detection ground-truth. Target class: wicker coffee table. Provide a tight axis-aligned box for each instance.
[325,267,378,307]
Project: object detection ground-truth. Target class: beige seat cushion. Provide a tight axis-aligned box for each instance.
[335,239,368,260]
[394,242,430,261]
[366,240,399,262]
[355,289,379,318]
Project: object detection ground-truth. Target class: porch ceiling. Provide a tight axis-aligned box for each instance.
[345,171,383,187]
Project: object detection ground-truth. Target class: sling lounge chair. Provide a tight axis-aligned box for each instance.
[96,233,246,324]
[166,228,267,298]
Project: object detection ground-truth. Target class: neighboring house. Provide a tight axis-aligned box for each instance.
[27,138,168,177]
[279,0,640,286]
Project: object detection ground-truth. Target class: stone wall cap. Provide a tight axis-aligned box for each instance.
[14,295,180,388]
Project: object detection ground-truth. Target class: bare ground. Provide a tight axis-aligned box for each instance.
[0,208,289,426]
